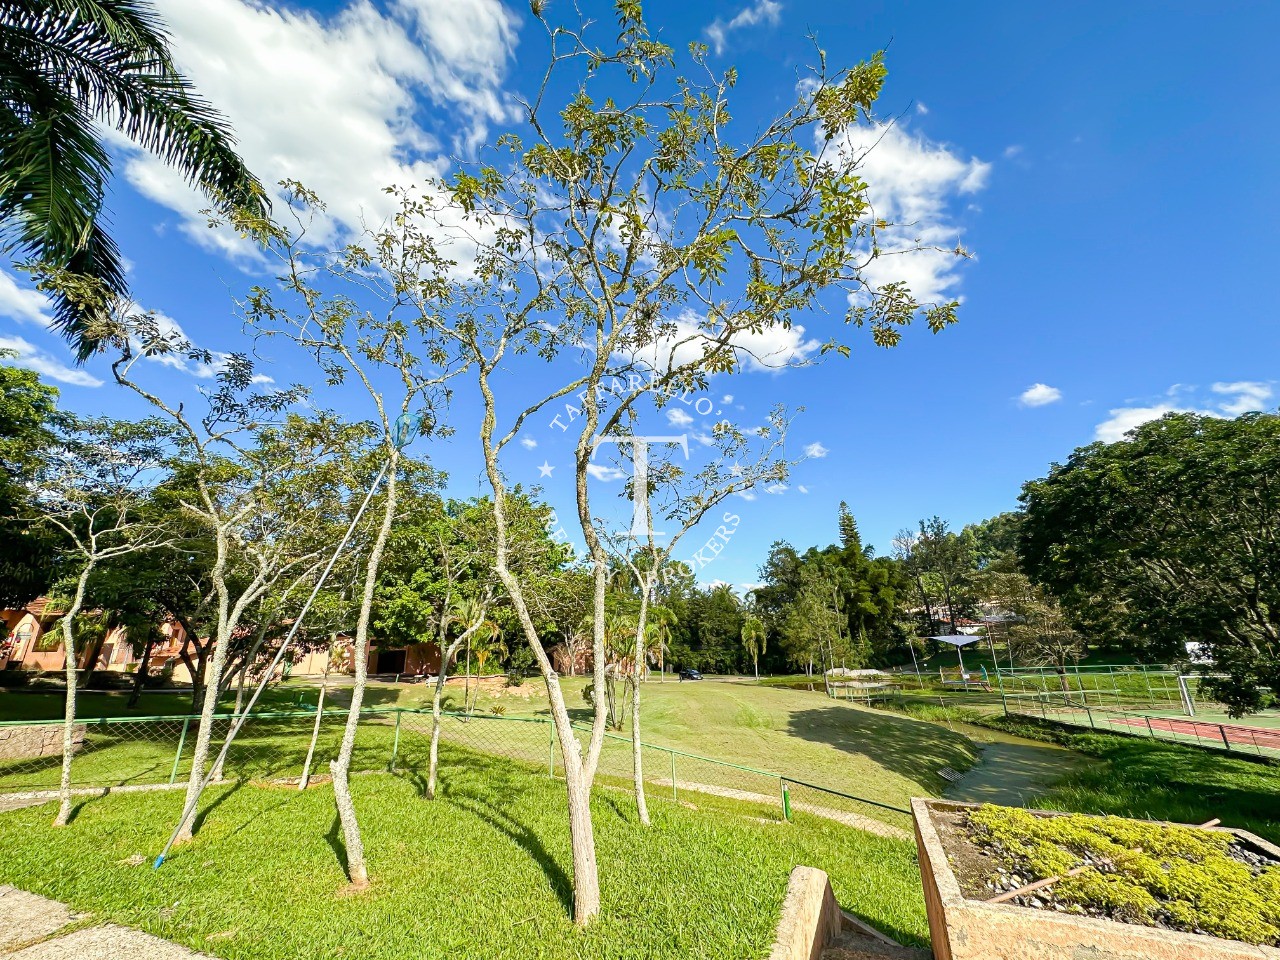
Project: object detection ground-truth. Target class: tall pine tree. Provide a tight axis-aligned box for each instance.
[838,501,862,553]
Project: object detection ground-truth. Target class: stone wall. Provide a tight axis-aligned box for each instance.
[0,724,85,761]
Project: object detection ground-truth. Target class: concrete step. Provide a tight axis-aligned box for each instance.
[822,927,933,960]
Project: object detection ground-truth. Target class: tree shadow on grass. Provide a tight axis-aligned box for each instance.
[449,792,573,916]
[411,754,575,916]
[324,811,348,876]
[189,781,246,836]
[784,705,979,793]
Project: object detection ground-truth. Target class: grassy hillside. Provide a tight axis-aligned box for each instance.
[1,677,978,813]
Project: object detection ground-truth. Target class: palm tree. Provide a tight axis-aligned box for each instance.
[741,614,767,681]
[1,0,267,357]
[462,603,502,715]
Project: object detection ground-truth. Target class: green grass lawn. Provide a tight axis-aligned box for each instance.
[978,714,1280,845]
[391,676,980,808]
[0,744,932,959]
[1,677,975,839]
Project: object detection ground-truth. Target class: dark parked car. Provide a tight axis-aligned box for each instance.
[679,668,703,681]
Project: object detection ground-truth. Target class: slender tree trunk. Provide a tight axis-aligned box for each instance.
[299,640,334,790]
[54,566,92,826]
[176,625,233,843]
[548,677,601,921]
[463,638,472,715]
[77,625,109,691]
[212,622,271,782]
[128,633,156,708]
[175,530,238,845]
[753,655,759,681]
[630,571,655,826]
[331,456,398,889]
[177,637,201,713]
[427,632,469,799]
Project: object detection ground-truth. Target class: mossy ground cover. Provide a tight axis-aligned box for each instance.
[964,805,1280,945]
[0,743,931,959]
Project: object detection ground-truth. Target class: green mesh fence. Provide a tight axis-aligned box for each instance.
[0,706,911,834]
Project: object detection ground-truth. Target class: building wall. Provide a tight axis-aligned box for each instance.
[4,599,444,682]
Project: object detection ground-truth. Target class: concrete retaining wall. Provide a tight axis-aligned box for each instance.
[0,724,85,762]
[768,866,843,960]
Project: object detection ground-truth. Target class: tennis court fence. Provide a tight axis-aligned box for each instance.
[1003,691,1280,760]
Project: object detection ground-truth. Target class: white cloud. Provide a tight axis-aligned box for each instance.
[915,102,928,115]
[1019,383,1062,407]
[765,482,789,495]
[797,484,809,494]
[0,271,53,327]
[520,436,538,449]
[586,463,627,482]
[722,394,734,404]
[1212,381,1273,416]
[803,441,829,458]
[827,121,989,305]
[1094,404,1194,444]
[1003,145,1023,158]
[118,0,517,256]
[0,336,103,387]
[705,0,782,55]
[665,408,695,428]
[1094,381,1275,443]
[624,310,821,375]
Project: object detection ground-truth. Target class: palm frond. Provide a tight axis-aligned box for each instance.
[0,0,267,358]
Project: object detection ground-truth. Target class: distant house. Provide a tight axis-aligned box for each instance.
[2,598,443,681]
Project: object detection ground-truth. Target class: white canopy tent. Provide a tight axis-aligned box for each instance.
[929,634,981,674]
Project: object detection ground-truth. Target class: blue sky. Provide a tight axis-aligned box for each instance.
[3,0,1278,590]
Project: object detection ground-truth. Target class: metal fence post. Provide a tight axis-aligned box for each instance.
[670,749,677,803]
[1220,725,1231,751]
[169,717,190,785]
[781,778,792,821]
[389,709,402,771]
[548,718,555,778]
[1145,716,1155,739]
[1085,706,1095,729]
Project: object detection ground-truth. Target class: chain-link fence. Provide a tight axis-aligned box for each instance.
[1003,692,1280,760]
[994,665,1195,711]
[0,707,910,834]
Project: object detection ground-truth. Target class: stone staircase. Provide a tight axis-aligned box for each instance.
[820,912,933,960]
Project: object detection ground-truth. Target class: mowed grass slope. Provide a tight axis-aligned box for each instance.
[981,715,1280,845]
[1,678,978,811]
[601,679,976,804]
[389,676,979,808]
[0,745,932,959]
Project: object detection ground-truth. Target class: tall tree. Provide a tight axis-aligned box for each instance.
[0,359,61,606]
[0,0,266,356]
[225,1,965,919]
[33,416,174,825]
[1021,411,1280,715]
[838,501,861,553]
[741,612,766,681]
